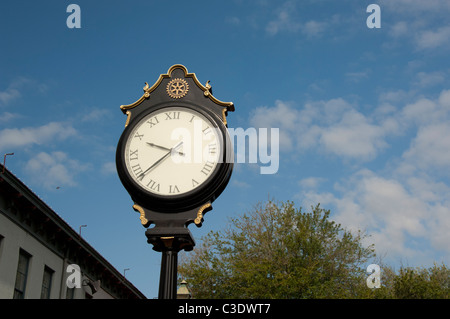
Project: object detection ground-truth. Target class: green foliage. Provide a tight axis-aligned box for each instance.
[179,200,375,299]
[179,200,450,299]
[392,263,450,299]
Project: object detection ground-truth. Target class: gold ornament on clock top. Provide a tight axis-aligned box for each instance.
[166,78,189,99]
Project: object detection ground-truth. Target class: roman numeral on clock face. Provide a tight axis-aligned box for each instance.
[169,185,180,193]
[134,132,144,140]
[200,161,214,175]
[203,126,211,135]
[147,179,160,192]
[129,149,138,161]
[208,143,216,155]
[131,164,144,179]
[147,116,159,127]
[165,111,180,120]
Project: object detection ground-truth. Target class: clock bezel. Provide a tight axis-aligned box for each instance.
[116,101,233,213]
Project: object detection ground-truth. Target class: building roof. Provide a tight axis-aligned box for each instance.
[0,164,147,299]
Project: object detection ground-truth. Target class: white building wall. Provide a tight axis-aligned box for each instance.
[0,168,146,299]
[0,214,119,299]
[0,213,63,299]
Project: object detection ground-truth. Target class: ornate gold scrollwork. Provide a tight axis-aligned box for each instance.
[132,204,149,227]
[118,65,235,126]
[203,80,212,97]
[120,82,152,127]
[195,203,212,225]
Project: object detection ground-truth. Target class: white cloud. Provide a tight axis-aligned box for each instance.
[293,89,450,265]
[0,122,77,151]
[380,0,450,13]
[428,205,450,251]
[438,89,450,107]
[401,98,440,125]
[413,71,445,88]
[302,20,327,37]
[266,2,300,36]
[250,98,397,161]
[345,70,370,83]
[250,100,301,152]
[101,161,116,175]
[298,177,325,190]
[399,89,450,172]
[389,21,409,38]
[250,88,450,167]
[225,16,240,26]
[0,77,34,107]
[403,123,450,170]
[298,169,450,264]
[378,89,414,104]
[360,174,427,236]
[81,108,112,123]
[379,0,450,51]
[415,26,450,50]
[232,179,251,189]
[0,112,21,123]
[24,151,90,189]
[319,110,389,160]
[0,87,20,106]
[264,1,344,39]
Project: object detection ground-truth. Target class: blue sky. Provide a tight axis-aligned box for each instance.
[1,1,450,298]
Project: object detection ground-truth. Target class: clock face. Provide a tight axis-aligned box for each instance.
[123,106,222,196]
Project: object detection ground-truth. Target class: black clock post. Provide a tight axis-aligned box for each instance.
[139,207,205,299]
[115,65,234,299]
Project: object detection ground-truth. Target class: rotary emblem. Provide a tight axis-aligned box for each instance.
[166,78,189,99]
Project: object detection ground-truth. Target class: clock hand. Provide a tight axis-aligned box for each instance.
[146,142,184,156]
[137,141,183,180]
[137,152,171,181]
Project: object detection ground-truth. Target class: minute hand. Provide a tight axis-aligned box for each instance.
[146,142,184,156]
[137,141,183,180]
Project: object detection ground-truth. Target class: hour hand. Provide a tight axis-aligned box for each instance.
[146,142,184,156]
[137,141,184,180]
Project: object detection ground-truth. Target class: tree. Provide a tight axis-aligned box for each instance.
[392,263,450,299]
[179,200,376,298]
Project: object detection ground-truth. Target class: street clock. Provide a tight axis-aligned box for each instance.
[116,64,234,232]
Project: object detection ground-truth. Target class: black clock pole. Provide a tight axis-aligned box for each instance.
[145,225,195,299]
[159,249,177,299]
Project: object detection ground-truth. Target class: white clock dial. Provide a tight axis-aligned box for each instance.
[124,107,222,196]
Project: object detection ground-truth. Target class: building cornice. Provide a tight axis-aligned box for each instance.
[0,164,146,299]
